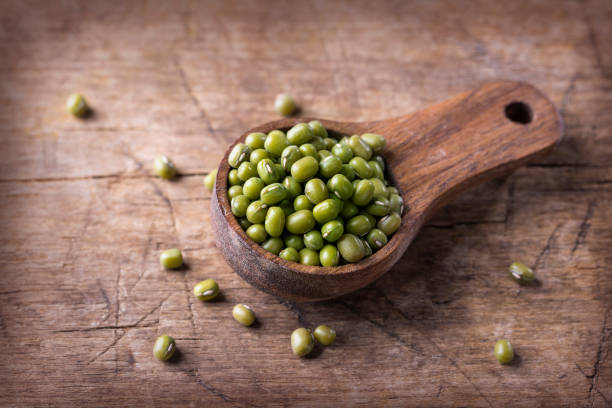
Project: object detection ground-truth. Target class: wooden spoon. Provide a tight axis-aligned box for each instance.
[211,81,563,302]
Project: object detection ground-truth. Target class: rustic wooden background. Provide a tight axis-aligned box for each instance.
[1,0,610,406]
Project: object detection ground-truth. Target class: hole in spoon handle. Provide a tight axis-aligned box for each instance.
[381,80,563,218]
[505,101,533,124]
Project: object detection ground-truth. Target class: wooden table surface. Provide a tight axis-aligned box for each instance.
[1,1,611,406]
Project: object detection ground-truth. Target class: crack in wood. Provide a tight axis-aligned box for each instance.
[129,225,154,295]
[61,199,93,269]
[372,288,494,408]
[60,126,143,132]
[0,172,210,184]
[338,300,423,356]
[575,362,592,379]
[572,202,596,254]
[145,178,196,336]
[424,219,506,229]
[594,179,612,185]
[119,142,144,173]
[148,180,177,230]
[184,275,197,334]
[0,290,27,296]
[436,383,444,398]
[310,0,344,111]
[278,299,311,327]
[98,284,111,323]
[195,377,233,405]
[112,263,122,371]
[143,178,196,339]
[584,12,609,79]
[534,224,562,270]
[174,56,217,137]
[0,174,131,183]
[114,266,121,327]
[87,329,126,365]
[57,295,169,333]
[588,307,610,407]
[181,367,261,407]
[54,321,160,333]
[560,73,579,116]
[172,197,209,202]
[179,0,192,39]
[194,369,233,404]
[84,297,168,364]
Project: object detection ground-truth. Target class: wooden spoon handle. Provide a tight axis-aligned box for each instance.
[369,80,563,220]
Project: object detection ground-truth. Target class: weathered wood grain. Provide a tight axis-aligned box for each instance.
[0,0,610,406]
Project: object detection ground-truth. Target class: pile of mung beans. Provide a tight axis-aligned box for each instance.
[225,122,403,266]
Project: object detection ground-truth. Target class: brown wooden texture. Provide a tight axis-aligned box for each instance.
[213,81,563,301]
[0,0,610,406]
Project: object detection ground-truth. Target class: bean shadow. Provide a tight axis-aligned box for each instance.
[167,348,184,364]
[506,352,523,368]
[78,107,96,120]
[248,318,262,329]
[166,262,191,272]
[303,344,324,359]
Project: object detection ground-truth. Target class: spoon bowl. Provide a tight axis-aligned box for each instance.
[211,81,563,302]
